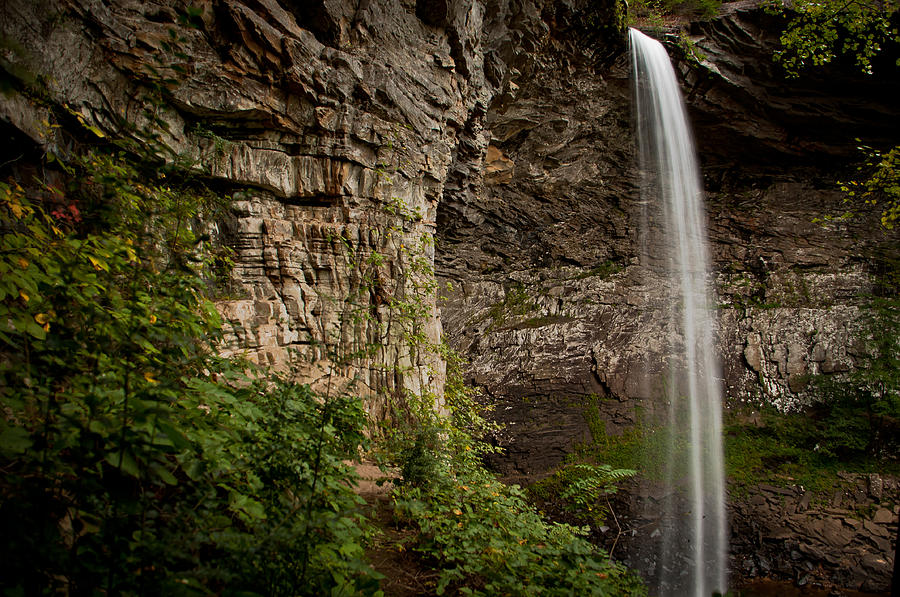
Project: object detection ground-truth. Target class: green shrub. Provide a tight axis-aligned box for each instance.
[399,426,443,487]
[574,397,688,482]
[529,463,635,529]
[766,0,898,77]
[0,153,379,595]
[628,0,722,28]
[381,353,644,596]
[725,404,900,495]
[394,450,645,596]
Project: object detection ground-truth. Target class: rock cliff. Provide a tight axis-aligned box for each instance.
[2,0,897,590]
[437,3,900,475]
[1,0,632,419]
[432,3,898,589]
[3,0,894,457]
[1,0,611,417]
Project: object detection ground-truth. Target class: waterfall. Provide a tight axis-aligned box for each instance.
[629,28,728,596]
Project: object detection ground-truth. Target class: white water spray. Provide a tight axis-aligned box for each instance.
[629,28,727,596]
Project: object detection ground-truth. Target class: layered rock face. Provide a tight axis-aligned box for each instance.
[1,0,631,418]
[2,0,897,588]
[728,474,899,592]
[434,2,899,589]
[0,0,564,416]
[437,3,900,474]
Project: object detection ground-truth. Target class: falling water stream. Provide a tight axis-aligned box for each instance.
[629,28,728,596]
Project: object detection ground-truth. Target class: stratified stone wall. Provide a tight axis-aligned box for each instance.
[0,0,508,415]
[2,0,896,588]
[1,0,628,417]
[433,4,898,589]
[438,3,899,477]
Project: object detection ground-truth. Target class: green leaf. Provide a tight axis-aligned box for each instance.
[24,318,46,340]
[85,124,106,138]
[157,420,191,451]
[149,462,178,486]
[0,423,33,455]
[105,449,141,478]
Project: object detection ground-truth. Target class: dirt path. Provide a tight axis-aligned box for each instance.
[352,462,439,596]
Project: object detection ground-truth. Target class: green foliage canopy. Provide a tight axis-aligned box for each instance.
[768,0,899,76]
[393,437,645,597]
[0,151,380,596]
[766,0,900,228]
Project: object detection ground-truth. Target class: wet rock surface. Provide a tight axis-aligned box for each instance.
[601,474,898,593]
[2,0,898,590]
[437,0,898,453]
[677,2,900,174]
[433,2,899,592]
[728,475,898,592]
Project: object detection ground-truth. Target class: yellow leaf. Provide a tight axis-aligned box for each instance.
[86,125,105,138]
[149,314,157,324]
[143,371,158,384]
[10,202,24,218]
[88,255,105,271]
[52,226,63,237]
[17,257,28,269]
[42,322,50,332]
[19,290,29,303]
[452,508,462,516]
[34,313,50,324]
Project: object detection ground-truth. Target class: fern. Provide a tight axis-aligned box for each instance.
[559,464,635,509]
[529,463,636,527]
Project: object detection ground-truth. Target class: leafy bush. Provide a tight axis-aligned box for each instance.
[574,397,688,482]
[766,0,898,77]
[529,463,635,529]
[725,403,900,495]
[845,144,900,230]
[394,449,645,597]
[628,0,722,28]
[399,426,444,488]
[0,152,379,595]
[377,349,644,595]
